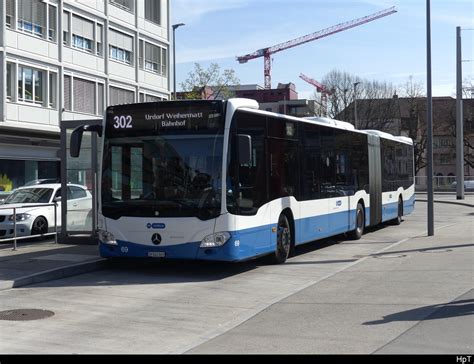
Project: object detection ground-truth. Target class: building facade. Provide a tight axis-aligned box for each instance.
[338,97,474,179]
[0,0,170,192]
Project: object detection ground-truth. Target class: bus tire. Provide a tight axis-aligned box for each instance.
[349,203,364,240]
[270,214,292,264]
[392,197,403,225]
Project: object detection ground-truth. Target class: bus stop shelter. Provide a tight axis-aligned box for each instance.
[59,119,102,244]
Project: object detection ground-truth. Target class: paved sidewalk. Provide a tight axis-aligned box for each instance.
[0,193,471,292]
[0,240,105,291]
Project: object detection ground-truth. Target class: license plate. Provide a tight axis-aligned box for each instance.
[148,251,165,258]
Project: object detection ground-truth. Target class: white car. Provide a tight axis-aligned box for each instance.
[451,180,474,191]
[0,184,92,239]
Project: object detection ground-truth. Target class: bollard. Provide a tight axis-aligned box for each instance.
[54,203,58,244]
[13,207,17,251]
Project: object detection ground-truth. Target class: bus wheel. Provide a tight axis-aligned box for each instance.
[349,203,364,240]
[392,198,403,225]
[271,214,292,264]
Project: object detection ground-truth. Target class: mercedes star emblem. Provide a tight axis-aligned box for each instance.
[151,233,162,245]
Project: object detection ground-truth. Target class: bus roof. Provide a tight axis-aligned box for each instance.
[229,98,413,146]
[362,130,413,145]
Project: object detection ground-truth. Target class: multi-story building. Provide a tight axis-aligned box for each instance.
[0,0,170,192]
[178,82,318,117]
[338,96,474,179]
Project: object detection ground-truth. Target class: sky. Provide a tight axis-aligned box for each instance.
[171,0,474,99]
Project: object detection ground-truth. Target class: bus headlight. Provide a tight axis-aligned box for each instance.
[98,230,117,246]
[200,232,231,248]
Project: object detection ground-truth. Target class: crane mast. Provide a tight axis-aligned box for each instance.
[237,6,397,89]
[299,73,332,116]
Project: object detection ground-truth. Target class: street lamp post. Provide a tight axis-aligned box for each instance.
[354,82,360,129]
[172,23,185,100]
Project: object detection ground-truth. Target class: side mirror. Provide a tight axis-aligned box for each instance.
[237,134,252,165]
[54,196,62,203]
[70,124,103,158]
[70,126,84,158]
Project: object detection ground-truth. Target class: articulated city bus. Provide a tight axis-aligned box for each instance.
[71,98,415,263]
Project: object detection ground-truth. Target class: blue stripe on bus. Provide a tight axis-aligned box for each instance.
[381,195,416,222]
[100,196,414,262]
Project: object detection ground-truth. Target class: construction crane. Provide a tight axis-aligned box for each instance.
[237,6,397,89]
[299,73,332,116]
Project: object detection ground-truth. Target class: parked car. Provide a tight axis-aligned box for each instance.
[0,184,92,239]
[450,180,474,191]
[0,192,11,205]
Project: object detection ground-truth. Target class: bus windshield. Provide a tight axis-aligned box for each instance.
[102,101,225,221]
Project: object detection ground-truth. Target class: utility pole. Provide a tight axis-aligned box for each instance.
[456,26,464,200]
[426,0,434,236]
[354,82,360,128]
[172,23,185,100]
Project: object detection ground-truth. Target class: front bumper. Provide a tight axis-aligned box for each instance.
[0,222,32,239]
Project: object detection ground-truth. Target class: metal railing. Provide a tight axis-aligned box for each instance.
[0,203,58,251]
[415,176,474,192]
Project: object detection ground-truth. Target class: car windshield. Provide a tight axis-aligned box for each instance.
[4,188,54,204]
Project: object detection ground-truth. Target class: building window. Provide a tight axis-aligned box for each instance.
[109,0,134,13]
[63,11,70,45]
[145,94,161,102]
[161,48,167,76]
[96,24,103,56]
[49,72,57,108]
[110,46,132,64]
[64,75,104,115]
[139,41,167,76]
[145,0,161,25]
[72,15,94,53]
[73,35,93,52]
[18,65,44,105]
[110,86,134,106]
[109,29,133,65]
[0,160,60,192]
[74,78,96,115]
[48,5,57,41]
[17,0,46,38]
[6,63,13,100]
[144,42,159,73]
[139,40,144,69]
[6,0,14,28]
[64,75,72,111]
[98,83,105,115]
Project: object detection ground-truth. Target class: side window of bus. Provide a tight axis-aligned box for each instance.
[334,130,356,196]
[268,138,298,200]
[229,110,267,215]
[350,133,369,192]
[320,127,336,198]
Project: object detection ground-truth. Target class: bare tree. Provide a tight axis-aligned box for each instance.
[463,76,474,99]
[400,76,427,175]
[180,63,239,100]
[322,70,358,120]
[443,101,474,170]
[321,69,398,132]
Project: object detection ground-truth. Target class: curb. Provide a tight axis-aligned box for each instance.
[0,258,107,291]
[416,199,474,208]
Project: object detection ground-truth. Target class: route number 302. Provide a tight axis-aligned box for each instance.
[113,115,133,129]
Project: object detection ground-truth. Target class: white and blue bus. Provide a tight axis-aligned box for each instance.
[71,98,415,263]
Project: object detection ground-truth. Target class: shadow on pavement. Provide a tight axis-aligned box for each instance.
[364,295,474,325]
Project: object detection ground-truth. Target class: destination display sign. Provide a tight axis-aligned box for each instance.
[105,101,225,137]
